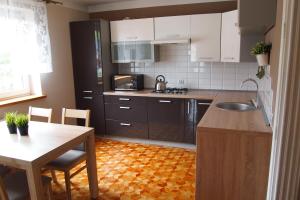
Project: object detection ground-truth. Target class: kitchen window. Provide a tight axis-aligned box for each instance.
[0,0,52,101]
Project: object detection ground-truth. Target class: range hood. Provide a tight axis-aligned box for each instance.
[151,38,191,45]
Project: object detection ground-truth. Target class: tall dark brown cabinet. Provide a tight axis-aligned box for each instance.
[70,20,117,135]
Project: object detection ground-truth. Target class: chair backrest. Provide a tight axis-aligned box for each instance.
[61,108,90,127]
[28,106,53,123]
[0,177,8,200]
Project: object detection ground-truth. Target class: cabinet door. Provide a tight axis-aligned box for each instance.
[154,16,190,40]
[148,98,185,142]
[110,18,154,42]
[190,14,221,62]
[221,10,241,62]
[184,99,195,144]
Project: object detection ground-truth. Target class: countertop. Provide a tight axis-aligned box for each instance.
[103,89,218,100]
[103,90,272,134]
[198,91,272,134]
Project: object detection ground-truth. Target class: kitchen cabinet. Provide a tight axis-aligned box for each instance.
[104,95,148,139]
[111,41,158,63]
[221,10,263,63]
[70,20,117,135]
[238,0,276,33]
[221,10,240,62]
[184,99,212,144]
[110,18,154,42]
[154,16,190,40]
[148,98,185,142]
[190,13,221,62]
[184,99,195,144]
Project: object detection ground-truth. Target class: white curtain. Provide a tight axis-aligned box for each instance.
[0,0,52,73]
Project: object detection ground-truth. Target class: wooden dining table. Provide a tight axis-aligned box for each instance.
[0,121,98,200]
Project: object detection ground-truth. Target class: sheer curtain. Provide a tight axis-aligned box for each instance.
[0,0,52,73]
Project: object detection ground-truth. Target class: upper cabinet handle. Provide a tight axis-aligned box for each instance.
[120,106,131,109]
[119,98,130,101]
[198,57,213,60]
[159,100,172,103]
[197,102,211,105]
[223,57,234,60]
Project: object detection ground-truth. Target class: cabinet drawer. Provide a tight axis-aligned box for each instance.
[106,119,148,139]
[104,95,146,106]
[105,103,147,122]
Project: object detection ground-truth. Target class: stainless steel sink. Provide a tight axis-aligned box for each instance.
[215,102,257,111]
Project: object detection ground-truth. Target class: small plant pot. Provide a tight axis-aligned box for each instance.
[18,126,28,136]
[256,54,269,66]
[7,124,17,134]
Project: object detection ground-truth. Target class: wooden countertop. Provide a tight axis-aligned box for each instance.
[198,91,272,134]
[104,90,272,134]
[103,89,218,99]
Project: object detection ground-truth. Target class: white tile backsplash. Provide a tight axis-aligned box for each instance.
[118,44,258,91]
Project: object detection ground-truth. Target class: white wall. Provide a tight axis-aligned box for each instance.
[0,5,88,123]
[119,44,259,91]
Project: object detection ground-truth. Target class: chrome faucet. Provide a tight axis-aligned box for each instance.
[241,78,259,108]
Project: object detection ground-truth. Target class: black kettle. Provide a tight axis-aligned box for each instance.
[155,75,168,92]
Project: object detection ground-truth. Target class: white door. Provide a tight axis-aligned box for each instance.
[154,16,190,40]
[111,18,154,42]
[190,13,221,62]
[221,10,241,62]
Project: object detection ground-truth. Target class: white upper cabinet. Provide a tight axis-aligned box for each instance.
[110,18,154,42]
[190,13,221,62]
[154,16,190,40]
[221,10,241,62]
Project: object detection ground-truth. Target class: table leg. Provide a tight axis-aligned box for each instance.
[86,131,98,198]
[26,164,45,200]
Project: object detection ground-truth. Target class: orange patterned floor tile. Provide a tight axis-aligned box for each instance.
[51,139,196,200]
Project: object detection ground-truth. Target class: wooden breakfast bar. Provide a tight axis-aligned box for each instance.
[0,121,98,200]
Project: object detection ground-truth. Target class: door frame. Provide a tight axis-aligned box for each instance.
[267,0,300,199]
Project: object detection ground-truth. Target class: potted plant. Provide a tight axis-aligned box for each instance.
[251,41,272,66]
[5,112,17,134]
[15,114,29,136]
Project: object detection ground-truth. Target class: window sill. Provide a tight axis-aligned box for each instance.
[0,94,47,108]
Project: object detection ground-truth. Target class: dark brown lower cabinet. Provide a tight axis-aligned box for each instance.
[104,96,148,139]
[147,98,185,142]
[106,119,148,139]
[104,95,212,144]
[184,99,196,144]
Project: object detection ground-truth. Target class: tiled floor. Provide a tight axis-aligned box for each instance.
[52,139,196,200]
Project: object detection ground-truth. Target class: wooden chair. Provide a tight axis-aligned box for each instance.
[28,106,57,181]
[28,106,53,123]
[0,171,53,200]
[45,108,90,200]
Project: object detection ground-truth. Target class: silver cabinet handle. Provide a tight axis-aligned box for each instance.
[83,97,93,99]
[120,123,131,126]
[159,100,172,103]
[119,98,130,101]
[223,57,235,60]
[120,106,131,109]
[198,102,211,105]
[198,57,213,60]
[83,90,92,93]
[187,101,190,114]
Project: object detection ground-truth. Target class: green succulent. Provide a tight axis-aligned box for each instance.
[5,112,17,126]
[15,114,29,127]
[251,41,272,55]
